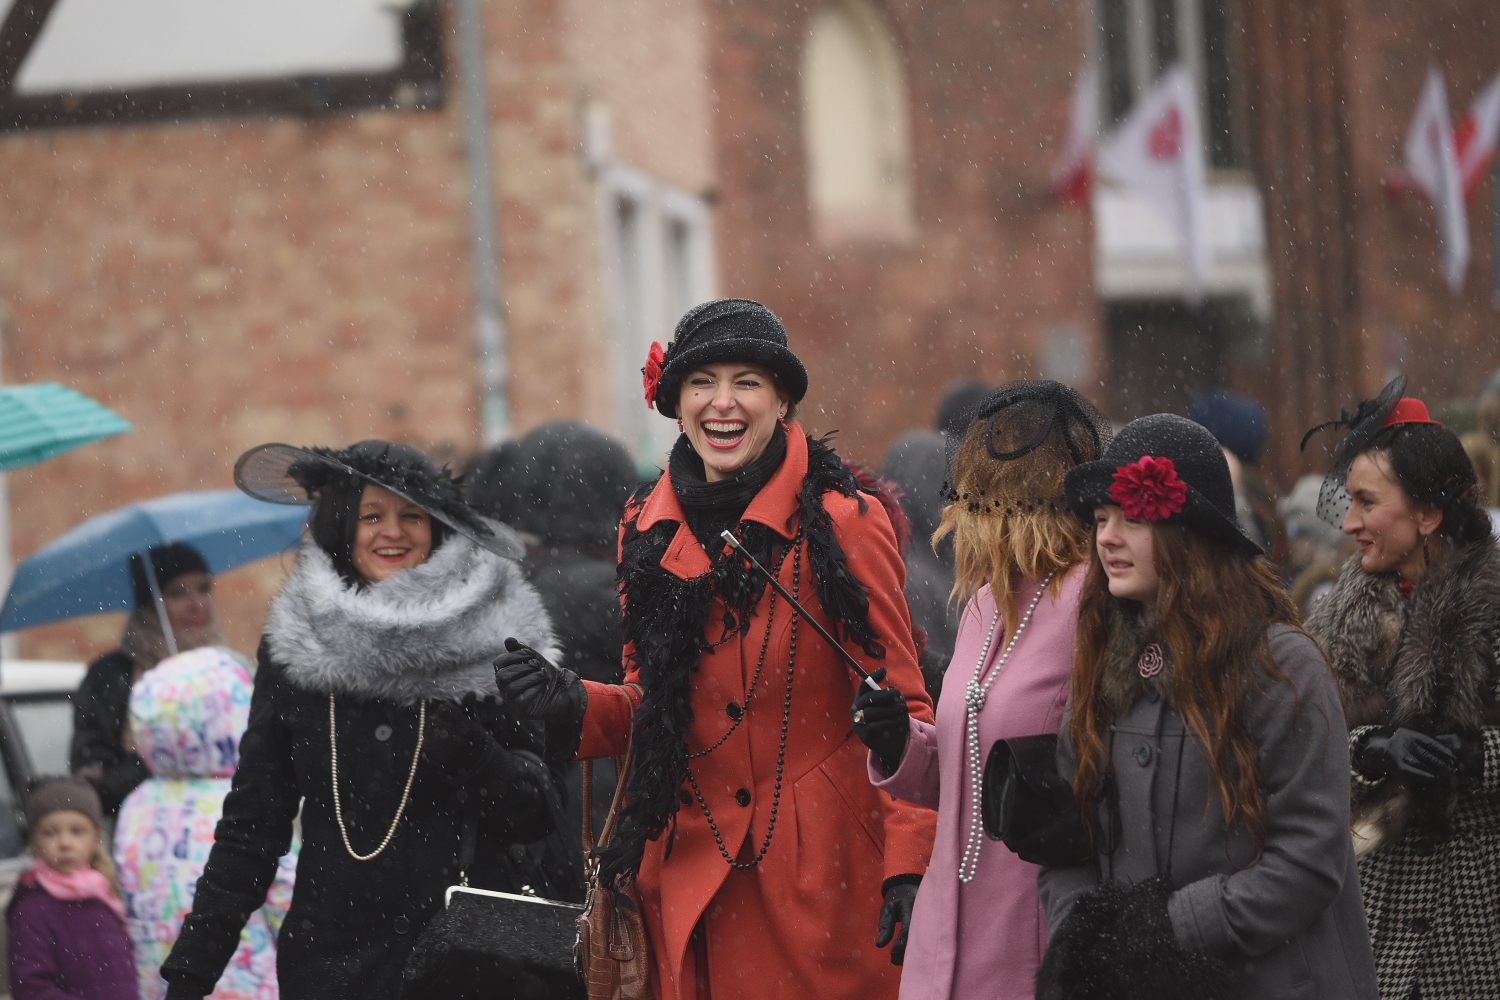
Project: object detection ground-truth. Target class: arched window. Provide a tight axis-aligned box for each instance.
[801,1,912,241]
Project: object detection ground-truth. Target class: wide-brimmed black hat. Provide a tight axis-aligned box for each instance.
[1064,413,1262,554]
[235,440,523,559]
[647,298,808,419]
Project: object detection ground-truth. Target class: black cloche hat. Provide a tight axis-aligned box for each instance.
[644,298,808,419]
[1064,413,1262,554]
[234,440,524,559]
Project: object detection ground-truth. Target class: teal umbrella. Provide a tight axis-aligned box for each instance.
[0,383,131,472]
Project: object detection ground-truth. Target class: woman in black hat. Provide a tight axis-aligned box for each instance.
[1302,378,1500,1000]
[1036,414,1377,1000]
[71,542,223,815]
[495,299,936,1000]
[159,441,559,1000]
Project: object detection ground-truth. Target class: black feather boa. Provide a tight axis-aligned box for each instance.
[595,433,885,883]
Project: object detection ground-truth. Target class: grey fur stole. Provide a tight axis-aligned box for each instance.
[266,528,558,704]
[1304,541,1500,849]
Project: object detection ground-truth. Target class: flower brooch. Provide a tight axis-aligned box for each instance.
[1109,455,1187,522]
[642,341,666,408]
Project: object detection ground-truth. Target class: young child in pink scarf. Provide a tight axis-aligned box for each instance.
[7,777,134,1000]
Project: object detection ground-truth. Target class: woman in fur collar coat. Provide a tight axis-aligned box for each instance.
[1303,383,1500,999]
[160,441,559,1000]
[1038,414,1377,1000]
[496,300,937,1000]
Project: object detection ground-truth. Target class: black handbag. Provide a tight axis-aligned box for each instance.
[980,733,1098,867]
[402,755,587,1000]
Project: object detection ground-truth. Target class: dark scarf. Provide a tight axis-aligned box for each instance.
[597,432,885,883]
[669,427,788,548]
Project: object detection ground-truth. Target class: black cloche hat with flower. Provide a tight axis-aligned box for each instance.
[234,439,524,559]
[1064,412,1262,554]
[641,298,808,419]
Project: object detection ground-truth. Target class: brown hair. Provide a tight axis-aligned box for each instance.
[1068,522,1300,854]
[933,417,1095,637]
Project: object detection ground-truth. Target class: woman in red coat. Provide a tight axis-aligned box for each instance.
[496,299,936,1000]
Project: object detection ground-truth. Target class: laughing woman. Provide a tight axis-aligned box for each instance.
[496,299,937,1000]
[160,441,558,1000]
[1303,379,1500,1000]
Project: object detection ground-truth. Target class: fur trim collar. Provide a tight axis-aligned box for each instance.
[1099,605,1175,713]
[1305,540,1500,847]
[266,528,557,704]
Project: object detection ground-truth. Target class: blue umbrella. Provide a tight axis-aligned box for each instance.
[0,383,131,472]
[0,490,307,637]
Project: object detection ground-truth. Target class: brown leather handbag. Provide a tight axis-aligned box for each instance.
[575,721,651,1000]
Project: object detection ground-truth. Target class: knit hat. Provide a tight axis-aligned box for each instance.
[26,777,102,832]
[129,542,210,609]
[1186,389,1268,465]
[643,299,807,419]
[1065,413,1262,554]
[234,439,523,559]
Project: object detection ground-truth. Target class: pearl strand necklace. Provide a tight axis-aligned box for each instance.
[957,572,1055,884]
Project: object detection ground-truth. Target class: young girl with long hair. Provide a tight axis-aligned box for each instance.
[8,778,134,1000]
[847,381,1109,1000]
[1037,414,1377,1000]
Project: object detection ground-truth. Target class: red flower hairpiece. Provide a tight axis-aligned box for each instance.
[1109,455,1187,522]
[642,341,666,408]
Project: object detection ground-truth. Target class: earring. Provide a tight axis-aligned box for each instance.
[1423,535,1430,567]
[677,419,684,432]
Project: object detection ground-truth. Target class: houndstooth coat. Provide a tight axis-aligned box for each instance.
[1305,541,1500,1000]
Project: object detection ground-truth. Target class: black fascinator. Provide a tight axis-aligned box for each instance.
[1299,375,1407,528]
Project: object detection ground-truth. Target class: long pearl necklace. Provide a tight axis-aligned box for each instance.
[958,573,1054,884]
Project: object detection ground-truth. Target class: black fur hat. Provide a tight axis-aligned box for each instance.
[647,298,808,419]
[234,440,523,559]
[1064,413,1261,554]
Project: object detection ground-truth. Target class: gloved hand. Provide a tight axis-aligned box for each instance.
[1357,727,1457,786]
[422,697,492,778]
[494,638,585,723]
[850,667,910,775]
[876,877,920,966]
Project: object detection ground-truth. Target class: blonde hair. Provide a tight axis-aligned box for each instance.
[933,418,1094,637]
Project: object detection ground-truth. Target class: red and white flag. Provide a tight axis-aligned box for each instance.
[1052,64,1099,207]
[1455,71,1500,199]
[1096,65,1210,300]
[1400,66,1468,292]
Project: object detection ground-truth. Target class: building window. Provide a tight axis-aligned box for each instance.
[800,0,913,241]
[598,165,715,466]
[1096,0,1244,169]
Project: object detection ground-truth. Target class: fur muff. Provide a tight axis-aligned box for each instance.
[267,526,557,704]
[593,432,882,884]
[1036,875,1230,1000]
[1305,542,1500,849]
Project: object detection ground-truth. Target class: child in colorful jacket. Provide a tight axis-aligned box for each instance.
[114,648,297,1000]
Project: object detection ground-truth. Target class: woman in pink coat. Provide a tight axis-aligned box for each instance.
[850,382,1109,1000]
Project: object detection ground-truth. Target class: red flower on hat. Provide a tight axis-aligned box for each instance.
[1109,455,1187,522]
[642,341,666,408]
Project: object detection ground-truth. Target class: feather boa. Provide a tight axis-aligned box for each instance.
[594,433,883,883]
[266,526,557,704]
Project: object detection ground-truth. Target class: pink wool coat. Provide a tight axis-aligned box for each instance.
[870,565,1084,1000]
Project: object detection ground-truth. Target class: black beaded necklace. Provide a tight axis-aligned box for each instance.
[684,529,803,869]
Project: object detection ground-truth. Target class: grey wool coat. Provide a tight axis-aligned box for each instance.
[1039,619,1379,1000]
[1304,542,1500,1000]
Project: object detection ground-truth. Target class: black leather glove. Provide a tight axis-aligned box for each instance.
[876,877,920,966]
[1357,727,1457,786]
[422,697,492,779]
[1438,732,1485,787]
[494,638,585,723]
[851,667,910,775]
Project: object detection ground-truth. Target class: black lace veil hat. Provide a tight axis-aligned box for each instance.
[1299,376,1408,529]
[235,440,524,559]
[942,380,1114,514]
